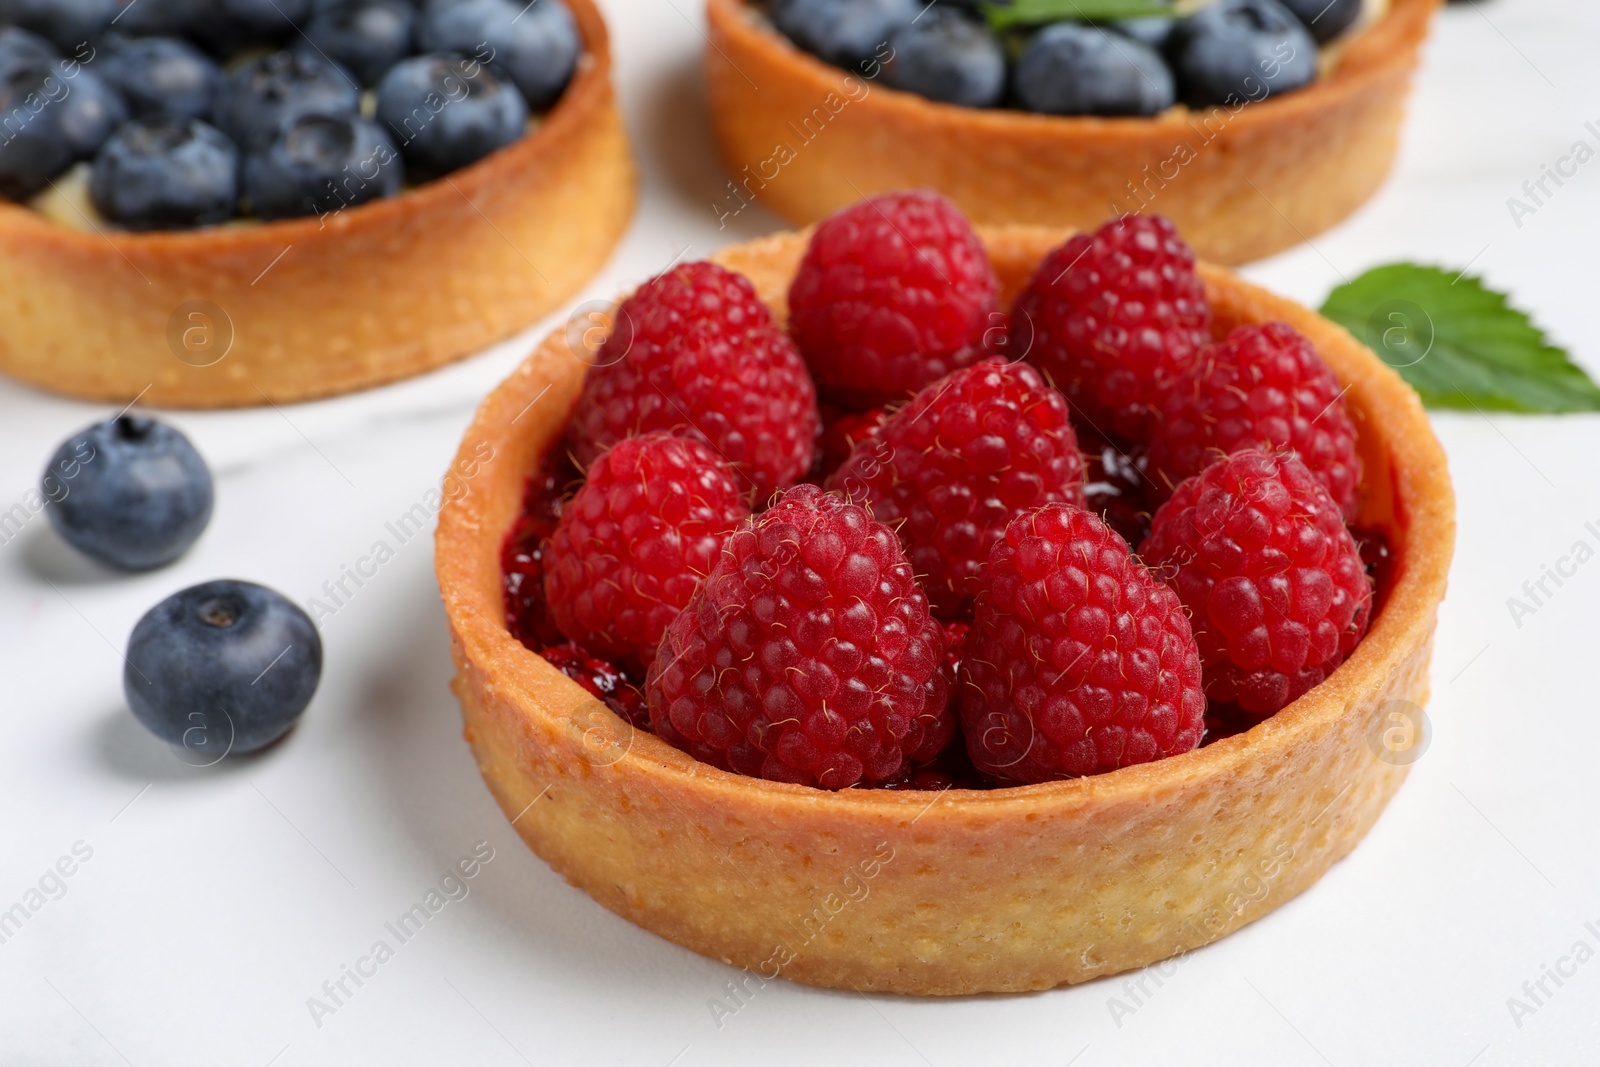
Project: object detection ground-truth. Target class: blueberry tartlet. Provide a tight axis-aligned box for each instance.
[705,0,1439,264]
[434,210,1454,994]
[0,0,635,407]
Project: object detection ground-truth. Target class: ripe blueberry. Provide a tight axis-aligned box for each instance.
[44,415,214,570]
[771,0,919,75]
[376,53,528,180]
[243,112,402,219]
[213,49,361,149]
[300,0,417,87]
[95,34,223,121]
[417,0,580,109]
[1279,0,1361,44]
[1166,0,1318,109]
[56,68,128,160]
[1014,22,1175,117]
[884,8,1005,109]
[90,116,239,229]
[124,580,322,757]
[0,0,116,51]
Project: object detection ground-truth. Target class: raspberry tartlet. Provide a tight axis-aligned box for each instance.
[705,0,1439,264]
[436,217,1453,994]
[0,0,634,407]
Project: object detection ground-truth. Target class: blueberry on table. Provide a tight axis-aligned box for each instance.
[300,0,416,87]
[213,50,361,149]
[0,0,116,50]
[0,62,75,199]
[771,0,921,75]
[1278,0,1361,44]
[95,34,223,121]
[376,53,528,180]
[1014,23,1175,118]
[124,580,323,757]
[44,415,214,570]
[1166,0,1318,110]
[883,9,1006,109]
[56,69,127,160]
[417,0,580,110]
[244,113,402,220]
[90,117,239,230]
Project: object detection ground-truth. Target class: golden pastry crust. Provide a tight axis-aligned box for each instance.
[435,227,1454,995]
[704,0,1440,265]
[0,0,635,408]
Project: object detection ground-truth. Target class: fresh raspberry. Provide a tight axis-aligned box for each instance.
[1141,450,1372,718]
[568,260,819,500]
[646,484,950,789]
[788,189,1000,408]
[502,451,579,649]
[1011,214,1211,441]
[828,359,1086,617]
[544,434,749,672]
[537,643,649,730]
[1148,323,1360,517]
[959,503,1206,783]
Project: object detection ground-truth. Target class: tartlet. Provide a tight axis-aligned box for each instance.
[435,226,1454,995]
[0,0,635,409]
[705,0,1441,265]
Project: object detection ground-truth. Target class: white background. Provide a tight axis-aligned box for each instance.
[2,0,1597,1063]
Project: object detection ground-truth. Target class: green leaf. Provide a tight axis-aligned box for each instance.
[1319,263,1600,414]
[984,0,1174,32]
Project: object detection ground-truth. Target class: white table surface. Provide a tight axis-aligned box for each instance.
[3,1,1597,1063]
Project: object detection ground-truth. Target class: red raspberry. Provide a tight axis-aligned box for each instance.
[959,503,1206,783]
[568,260,819,500]
[502,452,579,649]
[544,434,749,672]
[646,484,950,789]
[788,190,1000,408]
[1148,323,1360,518]
[828,359,1085,617]
[537,643,649,730]
[1011,214,1211,441]
[1141,450,1372,718]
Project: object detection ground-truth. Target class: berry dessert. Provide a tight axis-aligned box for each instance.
[0,0,634,407]
[124,579,321,757]
[705,0,1441,263]
[44,415,213,570]
[437,202,1454,995]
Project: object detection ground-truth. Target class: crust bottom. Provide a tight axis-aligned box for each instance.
[436,227,1455,994]
[0,0,635,409]
[704,0,1440,266]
